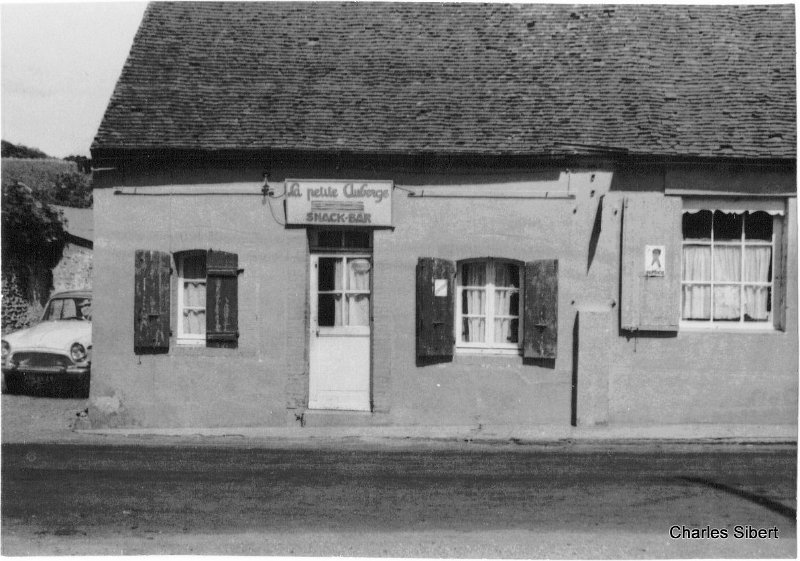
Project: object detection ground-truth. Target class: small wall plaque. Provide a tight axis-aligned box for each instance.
[645,245,665,277]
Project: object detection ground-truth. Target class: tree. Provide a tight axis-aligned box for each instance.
[52,171,93,208]
[1,181,67,309]
[64,155,92,174]
[1,140,49,159]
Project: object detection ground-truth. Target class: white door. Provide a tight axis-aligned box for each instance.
[309,254,371,411]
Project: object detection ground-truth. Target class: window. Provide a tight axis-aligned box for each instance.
[176,251,207,344]
[310,230,372,329]
[316,256,371,328]
[417,257,557,360]
[456,259,521,350]
[681,204,783,328]
[135,249,239,353]
[309,229,372,251]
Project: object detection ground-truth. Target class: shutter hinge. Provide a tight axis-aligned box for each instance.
[207,268,238,277]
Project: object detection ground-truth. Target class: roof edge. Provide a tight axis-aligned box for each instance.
[91,147,797,170]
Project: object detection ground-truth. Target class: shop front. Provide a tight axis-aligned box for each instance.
[87,160,797,430]
[87,3,796,431]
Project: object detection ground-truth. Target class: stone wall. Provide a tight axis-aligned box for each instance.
[1,269,46,334]
[53,243,93,293]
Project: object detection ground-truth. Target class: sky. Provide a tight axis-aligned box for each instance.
[1,2,147,158]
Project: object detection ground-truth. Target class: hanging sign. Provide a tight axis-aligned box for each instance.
[645,245,665,277]
[285,179,393,227]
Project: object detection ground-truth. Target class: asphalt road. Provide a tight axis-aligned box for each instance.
[2,440,796,557]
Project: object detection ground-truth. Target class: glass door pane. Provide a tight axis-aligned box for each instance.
[318,257,344,327]
[318,257,343,291]
[317,256,371,328]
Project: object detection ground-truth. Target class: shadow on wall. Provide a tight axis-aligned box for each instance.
[111,153,566,188]
[620,330,678,341]
[416,355,452,367]
[587,195,603,274]
[571,313,578,426]
[523,357,555,368]
[134,346,170,356]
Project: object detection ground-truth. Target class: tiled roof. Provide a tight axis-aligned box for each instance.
[93,3,796,159]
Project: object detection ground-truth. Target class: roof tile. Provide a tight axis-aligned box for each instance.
[93,2,796,159]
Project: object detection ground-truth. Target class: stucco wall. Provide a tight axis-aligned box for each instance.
[91,183,307,427]
[605,197,798,425]
[373,171,602,427]
[89,162,797,428]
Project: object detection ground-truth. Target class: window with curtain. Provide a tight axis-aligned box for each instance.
[317,256,371,327]
[457,259,521,350]
[177,252,207,343]
[682,209,778,326]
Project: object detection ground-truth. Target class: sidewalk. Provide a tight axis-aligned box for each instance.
[75,423,798,447]
[3,396,795,447]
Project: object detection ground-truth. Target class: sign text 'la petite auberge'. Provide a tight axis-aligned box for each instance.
[285,180,393,227]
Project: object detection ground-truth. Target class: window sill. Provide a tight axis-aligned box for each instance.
[679,323,783,334]
[169,342,252,357]
[176,340,205,347]
[456,347,523,357]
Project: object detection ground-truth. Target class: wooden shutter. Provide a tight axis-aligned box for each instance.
[772,214,787,330]
[206,249,239,348]
[134,250,171,353]
[416,257,455,359]
[620,195,682,331]
[523,260,559,359]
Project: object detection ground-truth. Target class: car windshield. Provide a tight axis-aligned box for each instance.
[42,298,92,321]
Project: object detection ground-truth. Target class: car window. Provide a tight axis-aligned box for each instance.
[43,299,64,321]
[77,299,92,320]
[43,297,91,321]
[61,299,78,319]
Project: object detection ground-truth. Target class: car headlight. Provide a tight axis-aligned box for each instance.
[70,343,87,362]
[1,340,9,360]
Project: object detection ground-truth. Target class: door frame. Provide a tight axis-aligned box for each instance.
[307,251,374,411]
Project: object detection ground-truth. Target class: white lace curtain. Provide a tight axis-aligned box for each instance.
[463,263,486,342]
[493,263,519,344]
[347,259,370,326]
[318,258,370,327]
[682,245,771,321]
[182,255,206,335]
[462,261,519,343]
[744,248,772,320]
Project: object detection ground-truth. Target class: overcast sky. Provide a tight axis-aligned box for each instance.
[1,2,147,158]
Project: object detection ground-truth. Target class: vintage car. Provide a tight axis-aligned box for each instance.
[2,290,92,397]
